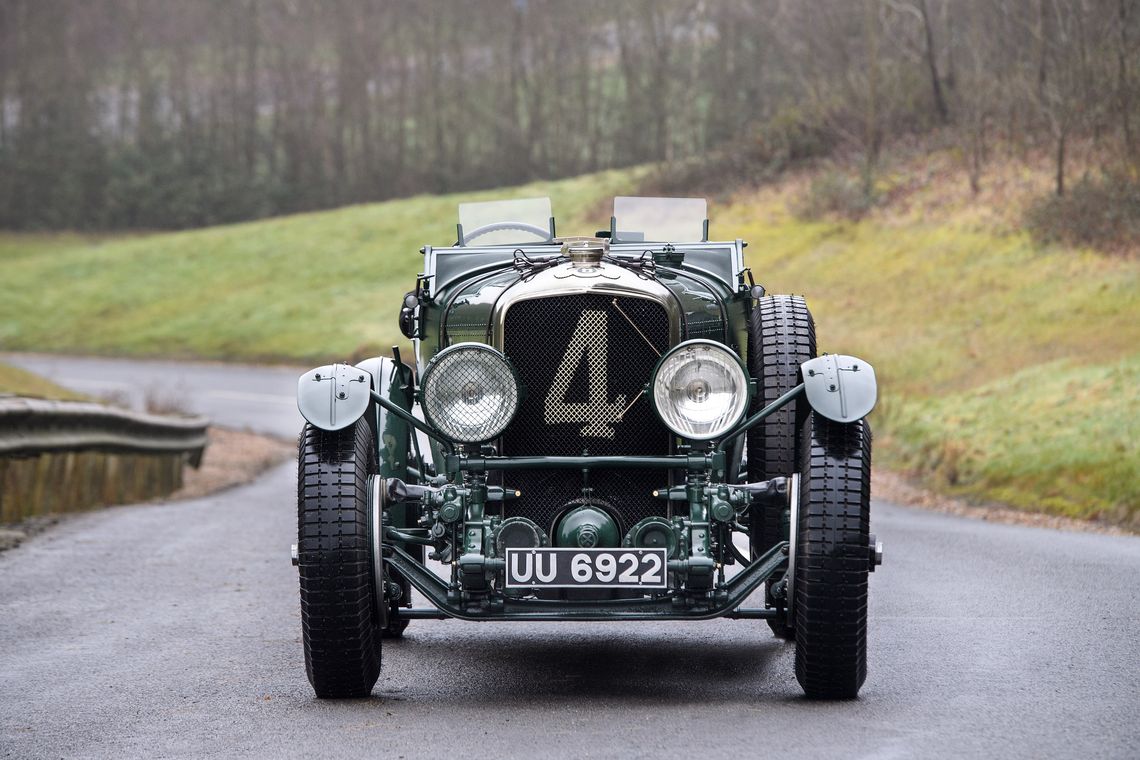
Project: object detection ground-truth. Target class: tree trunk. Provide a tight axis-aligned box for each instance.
[863,0,881,197]
[919,0,949,122]
[1120,0,1135,160]
[243,0,259,179]
[969,112,985,196]
[1055,127,1066,196]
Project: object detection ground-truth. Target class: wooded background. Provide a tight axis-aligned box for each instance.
[1,0,1136,230]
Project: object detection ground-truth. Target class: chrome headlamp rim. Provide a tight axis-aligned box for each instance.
[649,339,752,441]
[420,342,521,444]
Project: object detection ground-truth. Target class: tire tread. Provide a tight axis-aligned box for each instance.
[793,415,872,699]
[746,295,815,640]
[297,420,381,698]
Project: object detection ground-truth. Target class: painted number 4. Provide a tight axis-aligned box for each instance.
[544,310,626,439]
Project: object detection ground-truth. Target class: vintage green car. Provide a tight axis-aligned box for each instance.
[293,197,881,699]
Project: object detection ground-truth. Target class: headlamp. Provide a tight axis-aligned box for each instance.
[420,343,520,443]
[650,340,749,440]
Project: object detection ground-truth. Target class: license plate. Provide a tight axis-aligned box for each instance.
[504,548,668,589]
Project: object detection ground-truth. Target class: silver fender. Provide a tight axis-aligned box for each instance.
[800,354,877,423]
[296,363,371,431]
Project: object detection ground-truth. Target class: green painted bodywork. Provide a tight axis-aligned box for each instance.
[358,357,416,480]
[359,358,418,549]
[371,235,803,622]
[413,240,752,480]
[420,243,751,362]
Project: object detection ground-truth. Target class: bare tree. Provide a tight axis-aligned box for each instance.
[0,0,1132,229]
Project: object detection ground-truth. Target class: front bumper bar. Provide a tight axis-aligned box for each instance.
[383,540,789,622]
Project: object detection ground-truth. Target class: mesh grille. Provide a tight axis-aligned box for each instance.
[501,294,672,533]
[422,346,519,442]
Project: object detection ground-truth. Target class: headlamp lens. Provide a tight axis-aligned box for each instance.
[652,341,749,440]
[421,344,519,443]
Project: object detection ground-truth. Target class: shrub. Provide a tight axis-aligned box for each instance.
[793,171,878,221]
[1025,170,1140,254]
[644,106,837,197]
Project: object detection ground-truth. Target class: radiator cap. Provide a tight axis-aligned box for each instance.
[560,237,608,268]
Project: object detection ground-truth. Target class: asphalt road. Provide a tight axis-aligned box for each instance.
[3,353,305,439]
[2,355,1138,759]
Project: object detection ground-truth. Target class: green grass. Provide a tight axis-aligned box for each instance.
[1,161,1136,526]
[722,196,1139,526]
[0,169,643,363]
[0,362,88,401]
[883,357,1139,525]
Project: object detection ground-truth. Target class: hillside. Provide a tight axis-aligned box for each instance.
[720,148,1138,527]
[1,153,1136,526]
[0,168,642,363]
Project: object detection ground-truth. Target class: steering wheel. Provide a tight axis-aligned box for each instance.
[463,220,551,244]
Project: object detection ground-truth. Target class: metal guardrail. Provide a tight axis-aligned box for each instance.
[0,397,209,466]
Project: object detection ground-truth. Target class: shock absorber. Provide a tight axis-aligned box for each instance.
[708,484,741,588]
[684,472,715,591]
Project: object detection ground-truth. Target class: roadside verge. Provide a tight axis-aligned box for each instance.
[0,423,294,551]
[0,396,209,522]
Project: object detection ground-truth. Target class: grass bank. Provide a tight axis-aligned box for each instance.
[721,150,1138,527]
[0,362,87,401]
[0,169,642,364]
[1,156,1135,526]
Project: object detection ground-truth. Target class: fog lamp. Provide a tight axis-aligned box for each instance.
[420,343,520,443]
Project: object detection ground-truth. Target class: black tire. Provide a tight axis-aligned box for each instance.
[297,419,382,698]
[793,414,872,699]
[746,295,815,639]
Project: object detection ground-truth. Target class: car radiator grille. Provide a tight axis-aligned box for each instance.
[500,293,673,535]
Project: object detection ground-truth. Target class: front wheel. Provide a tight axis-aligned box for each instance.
[746,294,815,640]
[793,414,872,699]
[297,419,382,698]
